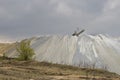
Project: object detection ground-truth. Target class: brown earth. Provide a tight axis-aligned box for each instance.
[0,58,120,80]
[0,43,14,56]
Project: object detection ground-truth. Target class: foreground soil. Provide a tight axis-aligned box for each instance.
[0,58,120,80]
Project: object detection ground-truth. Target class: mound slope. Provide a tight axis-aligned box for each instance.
[5,34,120,74]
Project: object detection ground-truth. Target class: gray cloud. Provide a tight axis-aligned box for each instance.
[0,0,120,41]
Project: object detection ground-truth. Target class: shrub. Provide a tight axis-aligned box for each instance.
[16,40,35,61]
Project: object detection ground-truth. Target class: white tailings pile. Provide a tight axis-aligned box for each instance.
[5,34,120,74]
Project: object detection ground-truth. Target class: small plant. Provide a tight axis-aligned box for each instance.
[16,40,35,61]
[2,53,6,59]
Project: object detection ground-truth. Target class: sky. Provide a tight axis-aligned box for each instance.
[0,0,120,42]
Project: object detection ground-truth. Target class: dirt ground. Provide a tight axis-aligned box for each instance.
[0,58,120,80]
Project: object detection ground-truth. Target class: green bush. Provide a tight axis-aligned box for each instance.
[16,40,35,61]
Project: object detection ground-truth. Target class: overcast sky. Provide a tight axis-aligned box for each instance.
[0,0,120,41]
